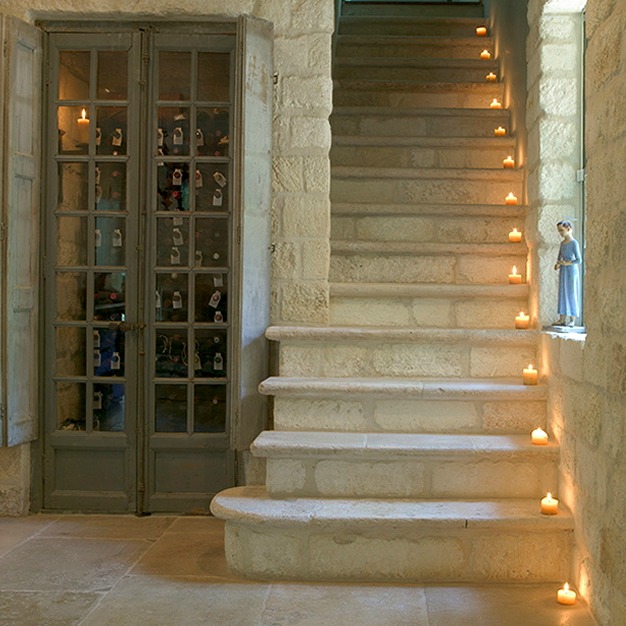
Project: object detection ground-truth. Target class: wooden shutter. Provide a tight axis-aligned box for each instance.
[0,16,42,446]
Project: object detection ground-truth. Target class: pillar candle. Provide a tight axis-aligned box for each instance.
[515,311,530,329]
[531,427,549,445]
[557,583,577,605]
[476,26,488,36]
[486,72,497,82]
[480,49,492,60]
[505,192,518,205]
[489,98,502,109]
[523,364,538,385]
[494,126,507,137]
[503,155,515,168]
[541,492,558,515]
[508,228,522,243]
[77,108,90,144]
[508,266,522,284]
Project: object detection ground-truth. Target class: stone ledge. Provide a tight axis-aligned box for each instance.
[259,376,548,399]
[331,240,526,256]
[331,282,529,299]
[331,202,524,217]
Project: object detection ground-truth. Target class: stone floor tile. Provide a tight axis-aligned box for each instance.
[80,576,269,626]
[0,537,150,592]
[259,583,429,626]
[39,514,176,540]
[165,515,224,535]
[0,591,101,626]
[0,515,60,557]
[425,584,598,626]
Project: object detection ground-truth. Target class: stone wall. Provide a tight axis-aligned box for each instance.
[533,1,626,624]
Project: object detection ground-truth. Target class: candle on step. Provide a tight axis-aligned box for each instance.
[476,26,488,36]
[486,72,498,82]
[508,228,522,243]
[503,155,516,168]
[494,126,507,137]
[541,492,559,515]
[515,311,530,329]
[77,107,90,144]
[508,265,522,284]
[505,192,518,205]
[557,583,577,605]
[523,363,538,385]
[490,98,502,109]
[480,49,492,60]
[531,427,549,445]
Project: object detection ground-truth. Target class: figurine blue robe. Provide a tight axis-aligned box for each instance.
[557,238,581,317]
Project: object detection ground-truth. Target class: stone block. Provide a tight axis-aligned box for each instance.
[482,401,547,432]
[455,300,524,330]
[273,156,303,193]
[280,76,333,113]
[559,337,584,383]
[410,300,454,328]
[300,240,330,281]
[280,282,329,324]
[539,77,577,116]
[279,344,325,376]
[470,346,536,378]
[371,344,467,378]
[539,119,578,160]
[541,43,578,73]
[271,241,298,279]
[288,116,332,151]
[374,400,480,433]
[273,397,368,431]
[282,193,330,238]
[540,15,577,42]
[355,216,435,243]
[538,161,578,203]
[330,299,412,327]
[303,156,331,193]
[456,256,527,285]
[266,459,308,494]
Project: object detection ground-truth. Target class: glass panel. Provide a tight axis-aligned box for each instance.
[197,107,229,157]
[195,329,227,378]
[157,106,190,156]
[156,273,188,323]
[96,107,127,155]
[57,162,88,211]
[58,106,91,155]
[95,216,126,267]
[194,385,226,432]
[156,217,189,268]
[97,51,128,100]
[197,53,231,102]
[94,272,126,322]
[94,383,126,432]
[55,327,86,376]
[195,218,229,267]
[95,162,127,211]
[195,274,228,323]
[159,51,191,101]
[94,326,125,377]
[195,164,229,211]
[57,217,87,266]
[155,330,189,378]
[157,163,190,213]
[58,51,90,101]
[56,382,86,431]
[56,272,87,321]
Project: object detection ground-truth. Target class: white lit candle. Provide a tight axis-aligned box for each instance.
[503,155,515,168]
[494,126,507,137]
[505,192,518,205]
[531,427,549,445]
[508,228,522,243]
[541,492,558,515]
[523,364,538,385]
[77,108,90,144]
[508,265,522,284]
[486,72,497,82]
[557,583,577,605]
[515,311,530,329]
[480,49,492,60]
[489,98,502,109]
[476,26,488,36]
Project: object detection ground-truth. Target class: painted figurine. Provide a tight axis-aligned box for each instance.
[553,220,581,326]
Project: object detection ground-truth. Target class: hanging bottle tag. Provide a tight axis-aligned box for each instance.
[214,310,223,323]
[209,290,222,309]
[172,290,183,309]
[112,128,123,147]
[213,353,224,371]
[111,352,121,370]
[212,190,223,206]
[172,168,183,186]
[172,213,184,226]
[93,350,101,367]
[95,166,101,185]
[172,228,183,246]
[194,351,202,371]
[157,128,164,147]
[93,391,103,410]
[170,247,181,265]
[213,336,222,345]
[193,252,202,267]
[213,172,227,188]
[112,229,123,247]
[212,395,219,405]
[195,169,203,188]
[173,127,184,145]
[95,127,102,146]
[196,128,204,147]
[212,252,220,262]
[156,290,162,309]
[95,229,102,247]
[93,330,101,347]
[213,274,224,287]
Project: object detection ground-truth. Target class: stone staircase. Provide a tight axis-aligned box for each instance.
[212,1,573,583]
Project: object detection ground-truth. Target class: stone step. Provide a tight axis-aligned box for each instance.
[336,35,494,59]
[266,326,538,379]
[338,16,487,37]
[261,376,548,434]
[329,282,529,329]
[331,106,511,138]
[331,166,523,205]
[211,487,574,582]
[341,3,486,18]
[332,201,524,218]
[330,241,528,284]
[334,57,500,83]
[254,431,559,499]
[334,80,504,109]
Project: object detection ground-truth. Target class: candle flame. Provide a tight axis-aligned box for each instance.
[512,266,517,274]
[512,228,519,233]
[81,108,87,120]
[519,311,526,316]
[529,364,534,369]
[546,492,552,499]
[564,582,570,592]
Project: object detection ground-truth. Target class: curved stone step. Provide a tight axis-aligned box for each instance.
[253,431,559,499]
[338,16,487,37]
[211,487,574,582]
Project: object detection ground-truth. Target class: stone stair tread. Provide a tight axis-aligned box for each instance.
[332,240,525,256]
[332,135,515,148]
[332,165,522,180]
[212,486,574,530]
[333,105,509,118]
[337,35,492,46]
[335,57,496,69]
[252,431,558,458]
[331,282,528,298]
[259,376,547,399]
[334,79,503,92]
[339,16,486,27]
[332,202,523,217]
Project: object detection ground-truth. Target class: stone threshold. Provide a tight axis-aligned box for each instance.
[331,240,526,256]
[331,202,524,217]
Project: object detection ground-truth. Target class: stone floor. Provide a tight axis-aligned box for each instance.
[0,514,598,626]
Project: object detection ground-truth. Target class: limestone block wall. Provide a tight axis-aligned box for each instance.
[537,1,626,624]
